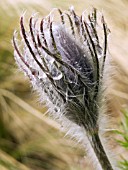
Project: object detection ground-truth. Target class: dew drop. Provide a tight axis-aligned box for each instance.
[53,72,63,80]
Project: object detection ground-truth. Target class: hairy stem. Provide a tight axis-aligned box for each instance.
[88,132,114,170]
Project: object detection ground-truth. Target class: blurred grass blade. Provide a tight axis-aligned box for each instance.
[0,88,59,129]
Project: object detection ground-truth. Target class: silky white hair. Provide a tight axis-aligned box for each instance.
[13,7,118,170]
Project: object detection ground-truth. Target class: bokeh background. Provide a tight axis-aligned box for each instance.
[0,0,128,169]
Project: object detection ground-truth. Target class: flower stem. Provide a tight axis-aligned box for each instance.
[88,132,114,170]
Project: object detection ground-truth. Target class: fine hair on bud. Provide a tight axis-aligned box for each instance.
[13,7,117,170]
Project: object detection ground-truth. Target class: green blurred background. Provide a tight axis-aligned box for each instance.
[0,0,128,169]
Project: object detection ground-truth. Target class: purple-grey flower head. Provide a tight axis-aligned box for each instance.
[13,7,109,134]
[13,8,115,170]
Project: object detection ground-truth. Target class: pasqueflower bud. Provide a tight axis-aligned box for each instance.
[13,7,115,170]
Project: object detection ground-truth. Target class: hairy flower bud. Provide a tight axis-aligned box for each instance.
[13,7,115,170]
